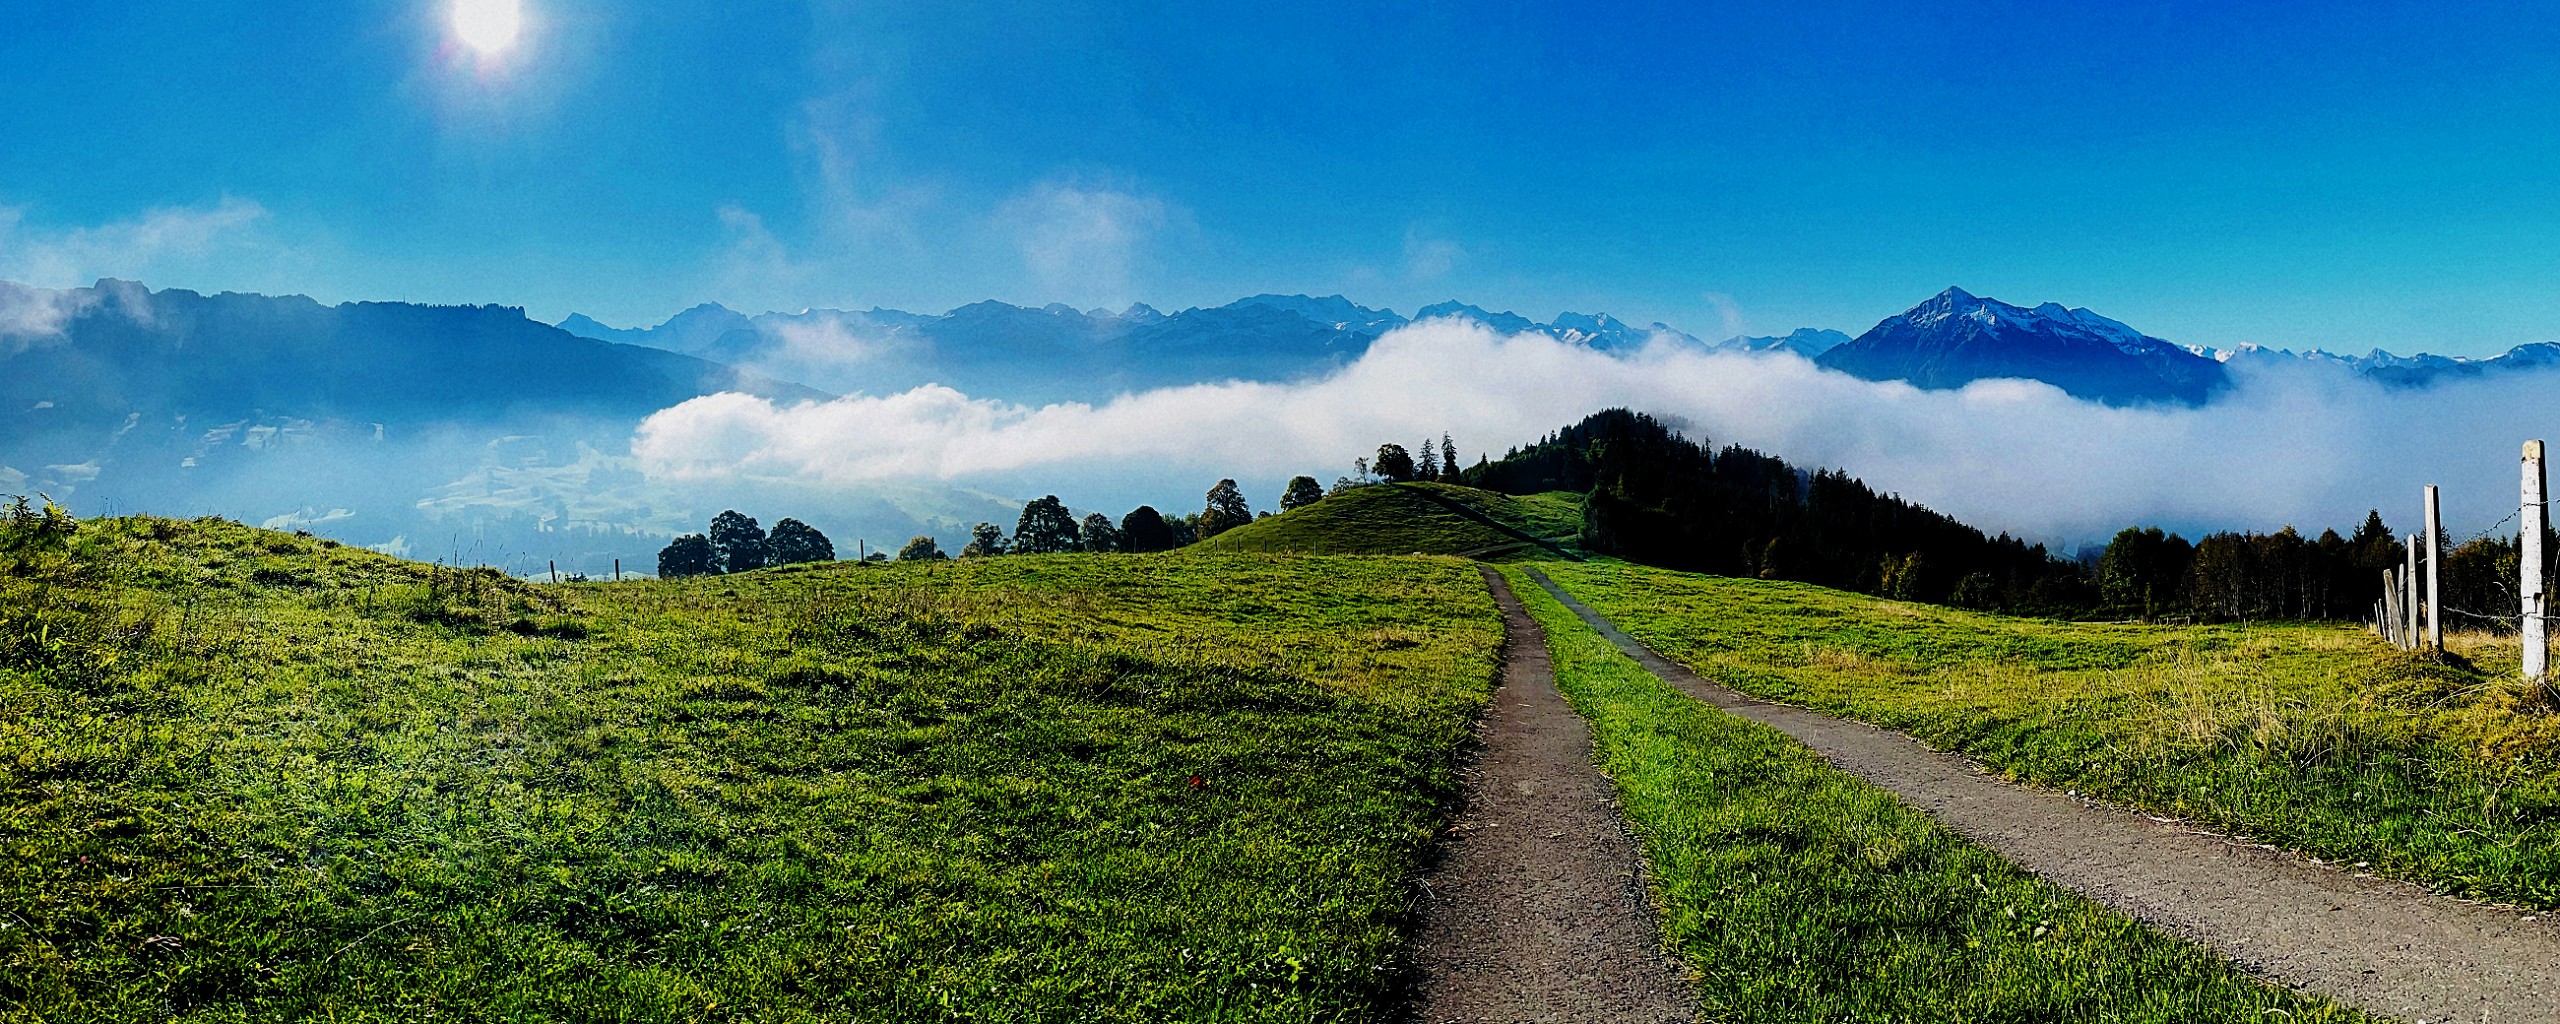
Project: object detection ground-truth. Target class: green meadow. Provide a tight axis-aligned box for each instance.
[1540,560,2560,908]
[1498,566,2369,1022]
[0,514,1498,1022]
[1196,483,1581,559]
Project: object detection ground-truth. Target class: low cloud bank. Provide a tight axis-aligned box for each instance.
[632,319,2560,545]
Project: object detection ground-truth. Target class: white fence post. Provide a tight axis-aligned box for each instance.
[2527,441,2549,680]
[2426,485,2444,651]
[2406,534,2421,650]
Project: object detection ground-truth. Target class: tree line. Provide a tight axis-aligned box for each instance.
[2096,513,2552,626]
[652,471,1354,575]
[657,510,842,578]
[938,474,1324,558]
[1462,409,2095,613]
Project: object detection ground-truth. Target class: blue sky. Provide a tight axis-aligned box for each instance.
[6,0,2560,355]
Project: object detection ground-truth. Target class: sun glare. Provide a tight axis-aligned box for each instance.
[451,0,522,55]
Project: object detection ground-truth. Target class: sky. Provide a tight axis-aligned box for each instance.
[8,1,2560,355]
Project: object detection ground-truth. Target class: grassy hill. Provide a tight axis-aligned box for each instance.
[1194,482,1584,559]
[1540,560,2560,909]
[0,513,1499,1021]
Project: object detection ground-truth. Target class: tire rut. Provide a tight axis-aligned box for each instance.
[1400,567,1695,1023]
[1524,566,2560,1024]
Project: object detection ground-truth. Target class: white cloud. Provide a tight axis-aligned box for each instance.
[994,180,1169,308]
[1702,291,1748,340]
[1403,228,1463,282]
[0,197,269,289]
[631,320,2560,545]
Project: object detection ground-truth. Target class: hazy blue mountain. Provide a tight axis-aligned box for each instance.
[1817,287,2229,405]
[565,294,1730,402]
[1716,328,1853,358]
[1414,300,1540,335]
[1223,294,1407,333]
[0,280,1014,578]
[667,289,1744,394]
[558,301,754,356]
[2339,342,2560,388]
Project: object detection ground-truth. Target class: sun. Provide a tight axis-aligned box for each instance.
[451,0,522,55]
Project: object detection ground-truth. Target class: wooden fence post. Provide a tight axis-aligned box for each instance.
[550,560,558,585]
[2382,568,2400,646]
[2405,535,2420,650]
[614,558,621,582]
[2426,486,2444,651]
[2527,441,2549,680]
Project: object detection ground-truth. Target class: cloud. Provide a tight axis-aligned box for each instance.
[709,205,817,310]
[0,196,269,289]
[632,320,2560,546]
[0,282,99,349]
[994,180,1170,307]
[1403,228,1464,281]
[1702,291,1748,340]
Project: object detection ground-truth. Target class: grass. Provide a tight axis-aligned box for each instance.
[1540,559,2560,908]
[1499,566,2371,1022]
[1197,483,1581,559]
[0,515,1501,1023]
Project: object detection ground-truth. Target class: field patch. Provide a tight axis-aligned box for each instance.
[0,517,1499,1022]
[1196,483,1580,559]
[1543,560,2560,907]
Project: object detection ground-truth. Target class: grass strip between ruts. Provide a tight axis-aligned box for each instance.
[1498,566,2375,1024]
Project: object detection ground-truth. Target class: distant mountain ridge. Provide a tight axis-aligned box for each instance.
[1816,287,2229,405]
[0,279,1004,578]
[556,293,1707,402]
[562,285,2560,408]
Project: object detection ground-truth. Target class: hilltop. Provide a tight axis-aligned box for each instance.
[1193,482,1584,560]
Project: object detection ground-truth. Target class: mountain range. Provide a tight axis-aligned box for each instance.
[11,275,2560,575]
[554,293,1712,403]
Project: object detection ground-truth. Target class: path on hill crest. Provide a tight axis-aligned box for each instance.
[1522,566,2560,1024]
[1400,568,1695,1022]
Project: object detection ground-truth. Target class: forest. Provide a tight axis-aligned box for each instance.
[1464,409,2096,613]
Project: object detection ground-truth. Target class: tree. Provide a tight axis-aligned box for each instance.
[1079,512,1120,552]
[1417,439,1440,480]
[1014,495,1083,554]
[1353,456,1370,482]
[1167,514,1201,548]
[1281,476,1325,512]
[1120,506,1174,553]
[657,533,715,578]
[708,510,768,573]
[1440,434,1461,483]
[766,517,836,565]
[1373,443,1416,482]
[1880,552,1928,602]
[961,522,1007,557]
[1200,479,1252,537]
[897,535,947,561]
[2098,526,2193,617]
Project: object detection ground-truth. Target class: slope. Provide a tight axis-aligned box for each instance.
[1192,482,1583,559]
[0,513,1501,1021]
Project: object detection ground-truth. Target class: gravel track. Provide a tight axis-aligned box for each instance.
[1525,566,2560,1024]
[1399,568,1696,1022]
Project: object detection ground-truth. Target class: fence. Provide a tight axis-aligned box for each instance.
[2374,440,2553,679]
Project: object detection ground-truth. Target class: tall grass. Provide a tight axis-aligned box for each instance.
[0,516,1499,1022]
[1545,560,2560,907]
[1499,566,2372,1022]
